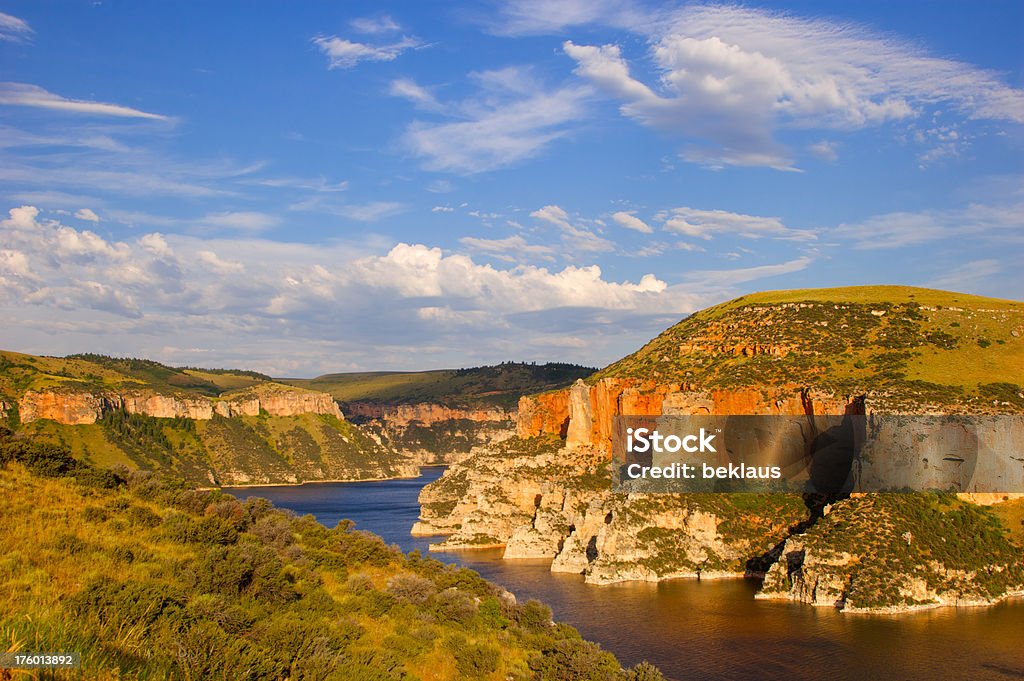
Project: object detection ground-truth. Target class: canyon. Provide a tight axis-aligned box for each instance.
[415,287,1024,612]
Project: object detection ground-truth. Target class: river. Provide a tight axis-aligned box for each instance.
[225,468,1024,681]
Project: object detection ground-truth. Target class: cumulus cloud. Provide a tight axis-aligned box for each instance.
[313,34,423,69]
[0,83,171,120]
[74,208,100,223]
[611,211,652,233]
[0,12,32,42]
[396,67,590,173]
[2,204,734,372]
[561,4,1024,169]
[658,207,816,241]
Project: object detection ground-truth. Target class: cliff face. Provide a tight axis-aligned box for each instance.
[19,387,343,425]
[518,378,861,450]
[348,402,516,465]
[345,402,511,427]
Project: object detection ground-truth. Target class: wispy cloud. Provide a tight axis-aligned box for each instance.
[0,83,171,120]
[657,207,816,241]
[0,12,32,43]
[397,67,590,173]
[350,15,401,35]
[313,34,424,69]
[834,201,1024,249]
[458,234,555,262]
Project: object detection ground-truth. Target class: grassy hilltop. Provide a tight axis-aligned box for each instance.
[0,350,269,399]
[283,362,596,410]
[597,285,1024,409]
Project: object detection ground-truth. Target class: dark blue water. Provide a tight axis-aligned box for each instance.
[225,469,1024,681]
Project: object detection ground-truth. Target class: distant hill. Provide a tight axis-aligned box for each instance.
[0,350,409,485]
[596,285,1023,409]
[0,350,270,398]
[281,362,597,409]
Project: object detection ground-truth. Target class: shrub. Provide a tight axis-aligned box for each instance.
[516,599,553,632]
[386,573,437,605]
[447,635,500,678]
[528,639,621,681]
[128,505,163,528]
[431,589,476,625]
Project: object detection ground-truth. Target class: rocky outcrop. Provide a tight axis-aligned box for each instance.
[18,386,343,424]
[757,494,1024,612]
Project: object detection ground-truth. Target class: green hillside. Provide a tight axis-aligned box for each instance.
[0,350,270,399]
[0,430,662,680]
[597,285,1024,409]
[0,351,411,485]
[283,362,596,410]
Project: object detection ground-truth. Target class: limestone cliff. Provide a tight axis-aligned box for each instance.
[347,402,515,465]
[18,384,343,425]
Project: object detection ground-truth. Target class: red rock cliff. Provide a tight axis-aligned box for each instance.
[517,378,863,451]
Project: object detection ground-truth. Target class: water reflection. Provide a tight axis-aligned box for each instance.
[225,469,1024,681]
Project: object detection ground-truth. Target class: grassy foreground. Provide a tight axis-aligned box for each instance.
[0,430,663,680]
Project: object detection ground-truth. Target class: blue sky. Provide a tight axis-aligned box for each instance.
[1,1,1022,375]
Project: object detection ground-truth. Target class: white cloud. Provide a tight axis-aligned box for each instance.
[834,201,1024,249]
[74,208,100,223]
[808,141,839,162]
[0,83,171,120]
[458,234,555,262]
[397,67,590,173]
[336,201,405,222]
[313,35,423,69]
[561,5,1024,169]
[350,15,401,35]
[488,0,646,36]
[685,257,813,287]
[930,259,1002,292]
[530,204,614,253]
[199,211,280,233]
[659,207,815,241]
[197,250,245,274]
[611,210,652,233]
[0,12,32,42]
[431,205,454,213]
[1,204,719,372]
[388,78,444,112]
